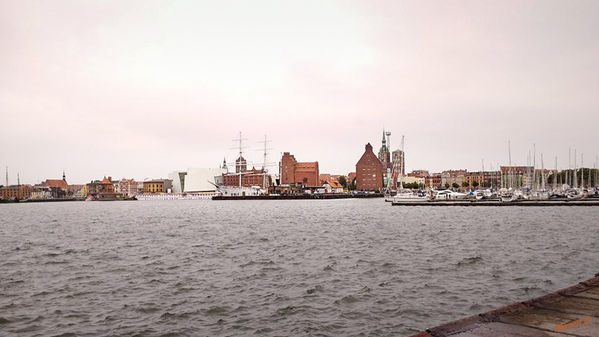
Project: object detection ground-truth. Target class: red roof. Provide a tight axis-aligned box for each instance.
[45,179,68,190]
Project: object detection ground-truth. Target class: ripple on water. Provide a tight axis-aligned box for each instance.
[0,201,597,337]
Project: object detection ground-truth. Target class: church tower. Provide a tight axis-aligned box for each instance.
[378,130,391,170]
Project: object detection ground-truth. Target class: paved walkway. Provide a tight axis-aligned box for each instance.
[411,275,599,337]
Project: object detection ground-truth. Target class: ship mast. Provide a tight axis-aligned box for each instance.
[573,149,578,188]
[508,140,512,189]
[258,135,274,192]
[232,131,247,189]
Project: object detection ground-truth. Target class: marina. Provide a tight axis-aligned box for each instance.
[391,198,599,206]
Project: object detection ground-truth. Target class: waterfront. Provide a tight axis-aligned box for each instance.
[1,200,598,336]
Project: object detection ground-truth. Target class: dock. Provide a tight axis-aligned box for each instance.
[392,199,599,206]
[212,193,384,200]
[410,275,599,337]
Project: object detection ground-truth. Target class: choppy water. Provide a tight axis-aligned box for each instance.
[0,200,597,337]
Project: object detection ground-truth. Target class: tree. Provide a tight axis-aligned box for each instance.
[337,176,347,188]
[349,178,357,191]
[403,182,420,189]
[462,181,469,188]
[445,183,450,189]
[472,181,479,188]
[452,182,460,190]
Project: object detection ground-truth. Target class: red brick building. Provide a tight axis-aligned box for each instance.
[222,168,271,188]
[0,184,32,200]
[279,152,319,187]
[356,143,383,191]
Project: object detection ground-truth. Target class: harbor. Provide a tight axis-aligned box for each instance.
[391,198,599,206]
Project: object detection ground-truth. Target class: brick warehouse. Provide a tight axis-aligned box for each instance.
[279,152,319,187]
[356,143,383,191]
[222,168,272,189]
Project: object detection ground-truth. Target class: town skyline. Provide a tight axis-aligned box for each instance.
[2,1,598,184]
[2,129,598,185]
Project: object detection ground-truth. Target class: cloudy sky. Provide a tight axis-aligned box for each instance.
[1,0,598,184]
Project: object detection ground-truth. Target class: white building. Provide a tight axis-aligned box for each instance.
[168,168,223,193]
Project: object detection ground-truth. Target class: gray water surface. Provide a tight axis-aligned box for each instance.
[1,200,597,336]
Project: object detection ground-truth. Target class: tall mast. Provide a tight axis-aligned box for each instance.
[4,166,7,187]
[540,153,545,190]
[573,149,578,188]
[259,134,273,191]
[17,172,20,186]
[581,153,584,189]
[568,147,571,187]
[399,135,405,190]
[481,158,485,189]
[554,156,558,191]
[232,131,247,189]
[532,144,539,191]
[593,155,599,187]
[508,140,512,189]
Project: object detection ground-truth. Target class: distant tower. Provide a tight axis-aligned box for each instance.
[235,156,247,173]
[222,157,228,173]
[378,129,391,170]
[17,172,20,186]
[62,170,66,181]
[5,166,7,186]
[385,131,391,151]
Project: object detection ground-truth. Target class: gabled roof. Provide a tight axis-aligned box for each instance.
[356,143,383,167]
[327,180,343,188]
[45,179,68,189]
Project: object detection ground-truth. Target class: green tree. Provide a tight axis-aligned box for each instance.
[337,176,347,188]
[445,183,450,189]
[472,181,479,188]
[452,182,460,189]
[403,182,420,189]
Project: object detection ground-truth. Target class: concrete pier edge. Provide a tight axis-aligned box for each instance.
[409,274,599,337]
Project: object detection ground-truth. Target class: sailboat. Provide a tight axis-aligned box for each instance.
[390,135,428,204]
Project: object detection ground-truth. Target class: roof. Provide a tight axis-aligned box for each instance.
[327,180,343,188]
[45,179,68,189]
[410,275,599,337]
[356,143,383,167]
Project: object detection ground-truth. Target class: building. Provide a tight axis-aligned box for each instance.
[441,170,468,189]
[428,173,442,188]
[323,179,344,193]
[117,179,138,197]
[67,184,85,198]
[377,131,392,171]
[356,143,383,191]
[0,184,32,200]
[235,156,247,173]
[279,152,319,187]
[97,176,119,200]
[222,167,272,189]
[466,171,501,189]
[391,149,405,186]
[143,179,172,194]
[182,168,222,192]
[347,172,356,185]
[44,171,69,198]
[501,166,533,189]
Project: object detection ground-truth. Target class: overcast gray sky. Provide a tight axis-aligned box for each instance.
[1,0,598,184]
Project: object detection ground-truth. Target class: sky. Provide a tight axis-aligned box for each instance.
[1,0,598,184]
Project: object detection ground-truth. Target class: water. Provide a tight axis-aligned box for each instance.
[1,200,597,336]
